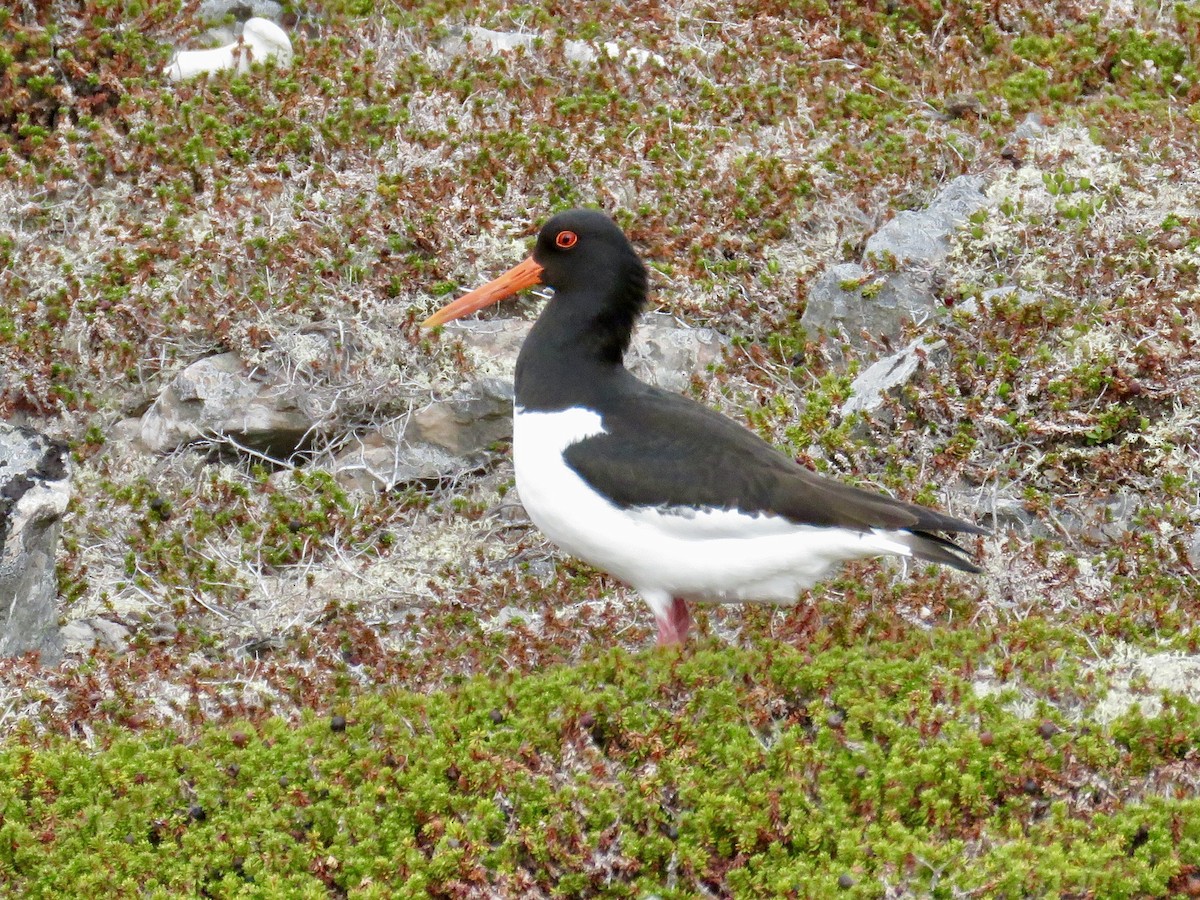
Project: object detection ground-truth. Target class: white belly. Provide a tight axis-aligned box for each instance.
[512,407,913,617]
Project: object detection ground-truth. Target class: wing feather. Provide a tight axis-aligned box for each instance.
[563,377,985,542]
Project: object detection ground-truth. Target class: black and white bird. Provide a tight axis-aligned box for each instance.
[423,209,984,645]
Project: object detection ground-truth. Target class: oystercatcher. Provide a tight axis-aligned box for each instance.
[423,209,984,645]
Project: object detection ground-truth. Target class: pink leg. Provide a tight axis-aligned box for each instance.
[656,598,692,646]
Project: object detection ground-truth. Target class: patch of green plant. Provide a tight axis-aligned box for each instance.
[0,0,191,163]
[1,640,1198,896]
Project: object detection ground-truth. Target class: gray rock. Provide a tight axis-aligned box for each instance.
[139,352,316,457]
[1073,491,1140,543]
[803,264,938,350]
[961,485,1039,534]
[199,0,283,22]
[802,176,989,350]
[442,318,528,367]
[1188,527,1200,570]
[331,378,512,491]
[59,618,130,654]
[108,417,145,448]
[865,175,987,266]
[410,377,512,456]
[0,424,70,661]
[91,617,132,650]
[626,315,727,393]
[959,485,1142,543]
[60,620,100,654]
[842,338,946,419]
[331,432,466,491]
[1013,112,1046,141]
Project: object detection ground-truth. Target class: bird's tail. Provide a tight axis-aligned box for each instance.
[894,529,982,574]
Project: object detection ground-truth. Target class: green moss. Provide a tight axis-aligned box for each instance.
[0,640,1197,895]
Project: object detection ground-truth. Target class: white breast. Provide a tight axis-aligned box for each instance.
[512,407,916,621]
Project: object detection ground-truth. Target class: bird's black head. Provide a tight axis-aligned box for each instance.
[529,209,648,363]
[531,209,643,291]
[421,207,650,368]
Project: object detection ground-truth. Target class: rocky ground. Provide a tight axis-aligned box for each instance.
[2,0,1200,893]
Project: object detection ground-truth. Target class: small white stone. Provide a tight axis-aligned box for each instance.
[91,618,132,651]
[165,18,293,81]
[60,621,99,653]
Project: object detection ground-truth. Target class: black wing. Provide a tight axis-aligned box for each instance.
[563,376,985,568]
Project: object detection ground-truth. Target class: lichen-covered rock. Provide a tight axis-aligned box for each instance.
[802,175,988,350]
[0,424,70,661]
[864,175,987,266]
[139,352,316,457]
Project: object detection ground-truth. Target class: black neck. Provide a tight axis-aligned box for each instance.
[514,223,649,412]
[518,286,651,409]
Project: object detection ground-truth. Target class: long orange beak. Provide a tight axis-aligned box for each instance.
[421,256,545,328]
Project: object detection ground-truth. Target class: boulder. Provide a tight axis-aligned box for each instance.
[0,424,70,661]
[802,175,988,350]
[139,352,315,457]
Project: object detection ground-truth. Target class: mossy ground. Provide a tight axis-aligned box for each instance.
[4,636,1200,897]
[2,0,1200,895]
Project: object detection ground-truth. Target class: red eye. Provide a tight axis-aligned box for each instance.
[555,230,578,249]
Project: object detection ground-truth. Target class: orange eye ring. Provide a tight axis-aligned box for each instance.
[555,230,578,249]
